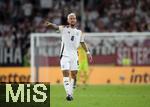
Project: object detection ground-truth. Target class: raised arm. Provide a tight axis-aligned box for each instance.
[44,20,59,30]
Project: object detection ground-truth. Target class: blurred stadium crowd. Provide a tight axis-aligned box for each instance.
[0,0,149,66]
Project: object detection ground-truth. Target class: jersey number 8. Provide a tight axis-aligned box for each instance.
[71,36,74,41]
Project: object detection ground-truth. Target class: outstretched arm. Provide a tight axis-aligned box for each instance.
[44,21,59,30]
[80,42,93,63]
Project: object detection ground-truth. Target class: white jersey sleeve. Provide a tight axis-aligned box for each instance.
[59,26,64,33]
[80,31,85,42]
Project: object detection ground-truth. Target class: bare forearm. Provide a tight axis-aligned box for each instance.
[80,42,90,53]
[45,21,59,30]
[81,42,93,62]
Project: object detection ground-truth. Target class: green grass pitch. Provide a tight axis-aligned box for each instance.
[0,84,150,107]
[50,85,150,107]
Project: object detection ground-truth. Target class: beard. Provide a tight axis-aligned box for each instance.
[70,23,76,27]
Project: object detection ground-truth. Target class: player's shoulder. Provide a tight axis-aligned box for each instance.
[59,25,69,28]
[63,25,70,28]
[59,25,69,31]
[60,25,70,31]
[76,29,84,36]
[75,27,82,33]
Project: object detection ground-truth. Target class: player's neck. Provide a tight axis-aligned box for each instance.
[69,25,75,28]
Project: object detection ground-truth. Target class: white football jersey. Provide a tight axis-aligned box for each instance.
[59,25,84,57]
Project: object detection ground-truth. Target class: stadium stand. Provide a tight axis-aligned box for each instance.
[0,0,149,66]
